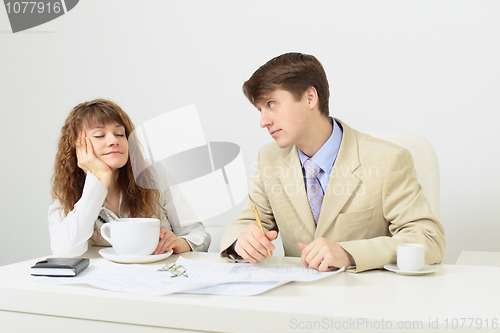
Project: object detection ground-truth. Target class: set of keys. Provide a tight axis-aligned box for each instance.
[158,263,188,278]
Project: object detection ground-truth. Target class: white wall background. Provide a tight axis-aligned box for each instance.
[1,0,499,266]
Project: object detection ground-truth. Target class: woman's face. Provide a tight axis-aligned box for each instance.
[83,122,129,171]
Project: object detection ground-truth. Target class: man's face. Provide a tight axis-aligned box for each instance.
[255,88,312,150]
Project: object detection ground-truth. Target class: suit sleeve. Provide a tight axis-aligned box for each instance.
[220,147,278,257]
[338,148,446,272]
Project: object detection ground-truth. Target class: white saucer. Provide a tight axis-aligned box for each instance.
[99,248,173,264]
[384,264,438,276]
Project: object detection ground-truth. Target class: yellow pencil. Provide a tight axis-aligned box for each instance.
[252,205,272,256]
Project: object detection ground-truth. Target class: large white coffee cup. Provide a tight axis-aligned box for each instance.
[397,243,425,271]
[101,218,160,256]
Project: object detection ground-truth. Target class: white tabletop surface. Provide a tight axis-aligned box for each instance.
[1,246,499,332]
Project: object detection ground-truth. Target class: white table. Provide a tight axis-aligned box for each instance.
[1,247,499,333]
[456,251,500,266]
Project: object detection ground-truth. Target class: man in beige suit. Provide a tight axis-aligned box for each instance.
[220,52,445,272]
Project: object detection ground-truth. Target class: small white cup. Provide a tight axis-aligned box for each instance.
[397,243,425,271]
[101,218,160,256]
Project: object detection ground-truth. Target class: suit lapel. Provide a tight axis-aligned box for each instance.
[282,147,317,239]
[315,120,361,238]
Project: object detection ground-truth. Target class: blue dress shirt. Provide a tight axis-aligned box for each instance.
[298,118,343,193]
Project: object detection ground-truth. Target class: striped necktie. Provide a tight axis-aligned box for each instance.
[303,159,324,224]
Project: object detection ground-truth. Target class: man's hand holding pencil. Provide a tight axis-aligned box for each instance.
[233,206,277,263]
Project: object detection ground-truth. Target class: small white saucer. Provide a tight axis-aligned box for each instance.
[99,248,173,264]
[384,264,438,276]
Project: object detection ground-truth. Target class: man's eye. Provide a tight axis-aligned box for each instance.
[268,102,275,108]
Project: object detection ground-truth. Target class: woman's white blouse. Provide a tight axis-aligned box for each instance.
[48,172,211,257]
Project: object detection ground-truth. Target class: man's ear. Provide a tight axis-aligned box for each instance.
[304,86,319,110]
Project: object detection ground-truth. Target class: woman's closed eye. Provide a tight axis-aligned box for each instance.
[92,133,124,138]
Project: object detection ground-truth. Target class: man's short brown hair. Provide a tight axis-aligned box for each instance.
[242,52,330,116]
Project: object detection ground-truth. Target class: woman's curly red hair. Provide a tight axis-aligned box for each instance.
[51,99,162,219]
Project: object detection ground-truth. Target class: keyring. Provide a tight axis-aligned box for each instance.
[158,262,188,277]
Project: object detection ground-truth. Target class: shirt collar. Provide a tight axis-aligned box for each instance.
[298,117,342,175]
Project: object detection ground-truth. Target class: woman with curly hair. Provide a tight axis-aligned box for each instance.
[49,99,210,257]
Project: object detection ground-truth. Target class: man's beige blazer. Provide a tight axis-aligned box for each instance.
[220,119,445,272]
